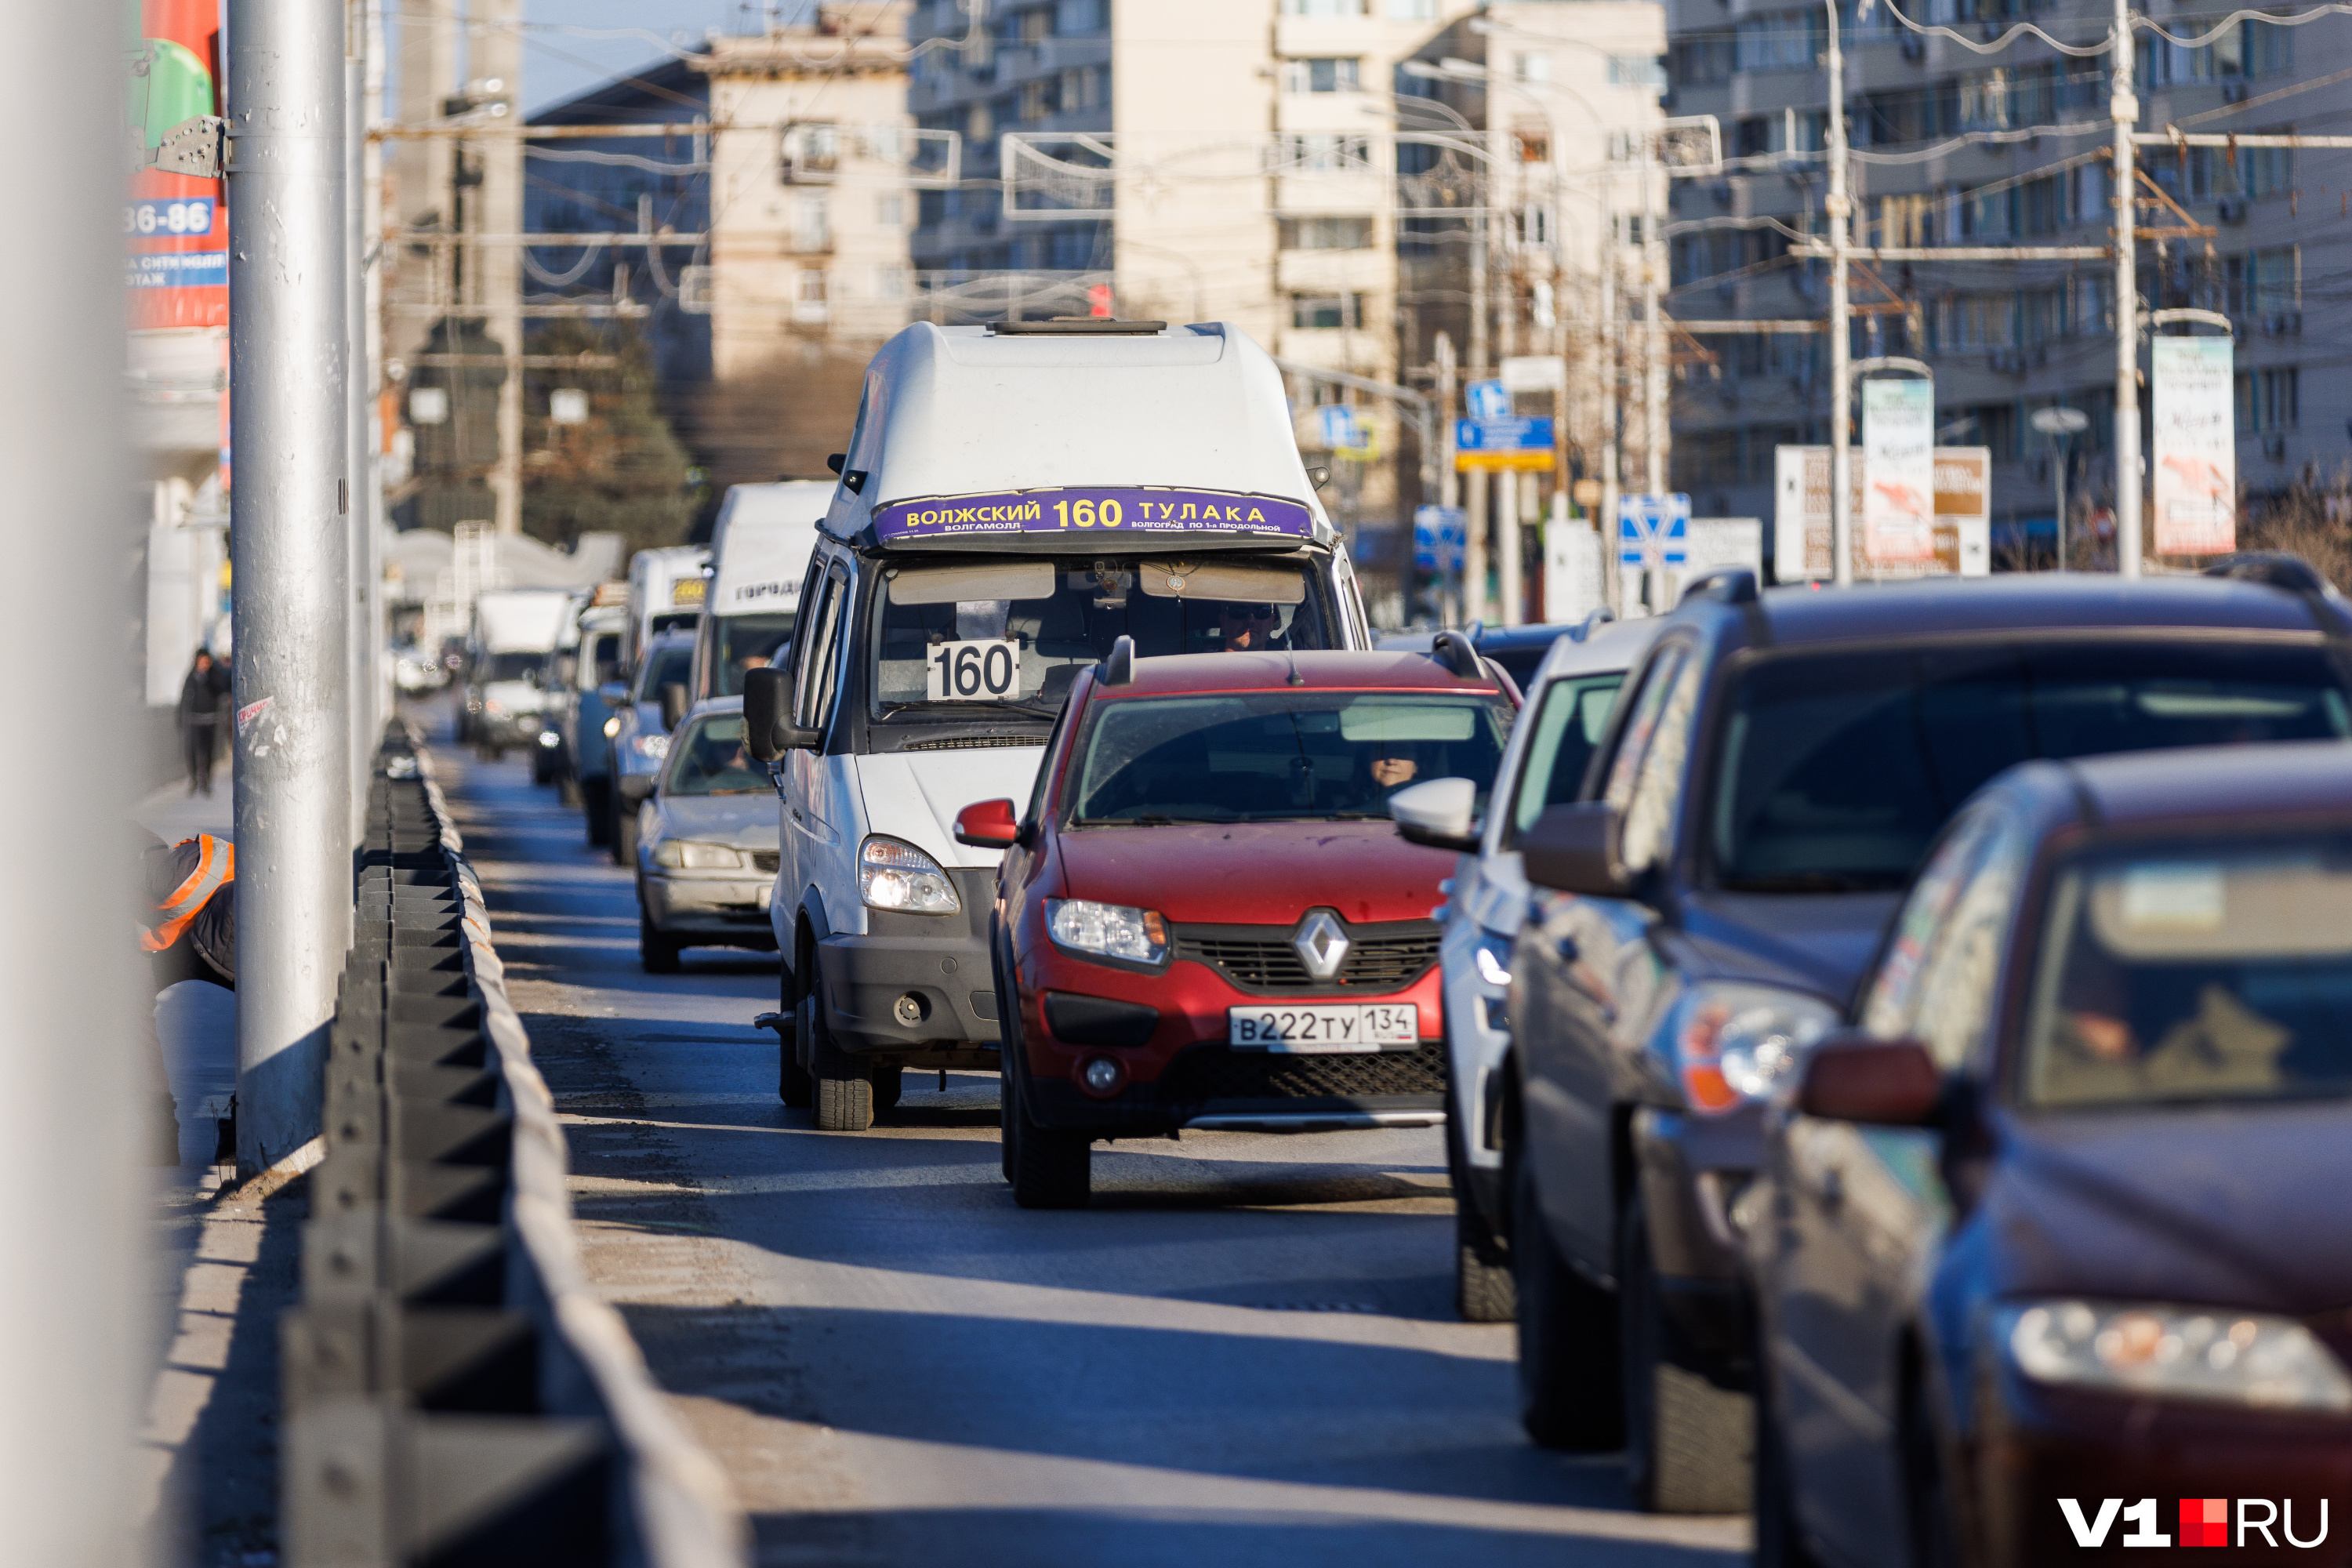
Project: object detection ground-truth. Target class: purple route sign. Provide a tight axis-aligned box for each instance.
[873,485,1315,544]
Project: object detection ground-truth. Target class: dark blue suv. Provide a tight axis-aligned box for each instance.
[1502,558,2352,1514]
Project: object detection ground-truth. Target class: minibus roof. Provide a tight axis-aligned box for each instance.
[820,320,1334,554]
[710,482,828,617]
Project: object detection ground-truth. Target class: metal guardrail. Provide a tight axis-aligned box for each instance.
[282,725,746,1567]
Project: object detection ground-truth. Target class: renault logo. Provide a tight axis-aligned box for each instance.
[1294,910,1350,982]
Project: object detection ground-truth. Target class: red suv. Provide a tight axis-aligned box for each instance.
[956,641,1518,1207]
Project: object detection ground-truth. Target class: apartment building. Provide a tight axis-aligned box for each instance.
[1663,0,2350,554]
[512,6,919,492]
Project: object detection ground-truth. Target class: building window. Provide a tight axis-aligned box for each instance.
[876,193,906,227]
[1054,0,1106,34]
[1271,133,1374,172]
[1018,7,1051,46]
[1735,10,1823,73]
[1674,32,1737,87]
[782,123,838,180]
[1386,0,1437,16]
[1283,0,1367,13]
[2228,245,2299,318]
[793,194,830,252]
[1278,215,1374,249]
[1933,294,2013,351]
[1514,52,1552,85]
[794,269,829,325]
[1020,80,1051,121]
[1282,57,1363,93]
[1606,54,1668,90]
[2238,367,2299,431]
[1290,292,1365,328]
[967,100,993,141]
[873,265,910,299]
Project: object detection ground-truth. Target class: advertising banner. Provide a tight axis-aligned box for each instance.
[1774,446,1991,580]
[2151,337,2237,556]
[1861,379,1936,562]
[129,0,227,330]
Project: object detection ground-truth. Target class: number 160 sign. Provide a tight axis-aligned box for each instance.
[927,638,1021,702]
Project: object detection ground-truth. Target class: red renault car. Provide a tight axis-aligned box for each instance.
[955,639,1518,1207]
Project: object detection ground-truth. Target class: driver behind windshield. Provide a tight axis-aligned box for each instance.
[1070,693,1510,825]
[1215,601,1285,652]
[667,717,766,795]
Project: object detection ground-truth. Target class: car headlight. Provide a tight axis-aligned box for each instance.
[653,840,744,870]
[603,716,621,739]
[1046,898,1169,965]
[858,837,960,915]
[537,729,560,748]
[485,697,506,716]
[1674,983,1835,1114]
[2001,1301,2352,1414]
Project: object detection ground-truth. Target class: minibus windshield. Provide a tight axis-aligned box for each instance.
[869,554,1337,722]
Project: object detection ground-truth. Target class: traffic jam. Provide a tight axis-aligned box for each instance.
[483,318,2350,1563]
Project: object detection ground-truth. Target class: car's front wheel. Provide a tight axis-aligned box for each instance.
[808,976,873,1133]
[1446,1085,1513,1322]
[777,989,813,1109]
[638,909,681,975]
[610,793,639,865]
[1005,1050,1088,1209]
[1512,1146,1623,1450]
[1618,1193,1751,1514]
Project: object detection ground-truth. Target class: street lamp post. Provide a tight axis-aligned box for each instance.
[2031,405,2092,569]
[1825,0,1855,586]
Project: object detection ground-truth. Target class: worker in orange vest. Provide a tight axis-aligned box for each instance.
[141,832,236,1163]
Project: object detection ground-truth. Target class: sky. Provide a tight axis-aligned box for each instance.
[519,1,815,113]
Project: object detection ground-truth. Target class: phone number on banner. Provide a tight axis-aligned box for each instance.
[875,486,1314,543]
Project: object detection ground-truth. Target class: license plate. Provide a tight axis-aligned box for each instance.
[924,637,1022,702]
[1227,1003,1418,1053]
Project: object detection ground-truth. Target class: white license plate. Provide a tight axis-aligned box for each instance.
[1227,1003,1419,1053]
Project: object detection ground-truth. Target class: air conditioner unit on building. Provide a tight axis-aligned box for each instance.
[2217,198,2248,224]
[2266,310,2303,336]
[2263,433,2288,460]
[2223,82,2249,103]
[1989,348,2021,373]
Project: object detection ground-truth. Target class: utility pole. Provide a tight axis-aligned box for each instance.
[2112,0,2143,579]
[1642,132,1666,500]
[479,0,526,535]
[347,5,372,840]
[1436,331,1460,622]
[229,0,354,1174]
[1824,0,1854,586]
[1599,164,1621,615]
[1465,169,1490,624]
[2,3,142,1555]
[1497,134,1523,628]
[364,1,388,751]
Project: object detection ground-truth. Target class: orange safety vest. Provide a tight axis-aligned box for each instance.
[143,834,234,953]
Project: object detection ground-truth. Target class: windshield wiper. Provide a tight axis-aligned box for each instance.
[1717,871,1903,893]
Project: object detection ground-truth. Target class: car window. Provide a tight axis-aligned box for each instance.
[1509,673,1629,839]
[1618,652,1707,875]
[794,571,849,731]
[589,632,624,687]
[630,643,692,702]
[2020,833,2352,1109]
[1025,695,1078,829]
[666,715,765,796]
[1068,691,1512,825]
[869,554,1338,725]
[1600,644,1691,811]
[712,612,797,698]
[1860,800,2031,1069]
[1710,641,2351,893]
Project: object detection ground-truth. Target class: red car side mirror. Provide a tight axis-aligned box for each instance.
[954,797,1022,850]
[1796,1034,1944,1127]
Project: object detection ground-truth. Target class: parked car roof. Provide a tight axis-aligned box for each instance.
[1726,573,2345,646]
[1105,649,1512,699]
[2038,738,2352,831]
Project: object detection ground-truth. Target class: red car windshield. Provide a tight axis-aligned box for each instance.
[1069,691,1511,825]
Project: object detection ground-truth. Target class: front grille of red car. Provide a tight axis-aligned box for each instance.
[1175,924,1440,993]
[1156,1041,1446,1103]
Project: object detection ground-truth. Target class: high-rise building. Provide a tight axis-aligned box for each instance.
[1662,0,2349,559]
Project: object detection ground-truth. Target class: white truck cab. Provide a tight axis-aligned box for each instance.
[690,481,829,703]
[745,318,1374,1130]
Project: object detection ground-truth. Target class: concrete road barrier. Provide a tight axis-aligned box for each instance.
[280,723,746,1567]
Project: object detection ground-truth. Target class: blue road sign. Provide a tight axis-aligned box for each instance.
[1318,404,1362,450]
[1454,416,1555,452]
[1465,379,1512,421]
[1617,493,1691,567]
[1414,505,1466,574]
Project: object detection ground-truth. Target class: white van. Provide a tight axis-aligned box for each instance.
[626,544,711,668]
[690,481,829,702]
[745,318,1375,1131]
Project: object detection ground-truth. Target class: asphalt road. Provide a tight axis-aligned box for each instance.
[423,709,1748,1568]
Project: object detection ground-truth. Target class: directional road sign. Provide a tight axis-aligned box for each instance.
[1318,404,1362,451]
[1454,415,1555,472]
[1617,493,1690,568]
[1465,379,1512,421]
[1414,505,1466,574]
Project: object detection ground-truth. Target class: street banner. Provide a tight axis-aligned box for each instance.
[1861,379,1936,562]
[128,0,227,330]
[1774,446,1991,580]
[2151,337,2237,555]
